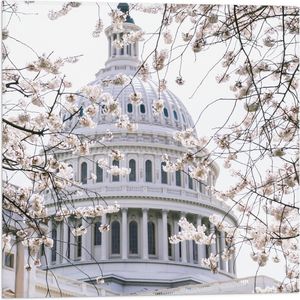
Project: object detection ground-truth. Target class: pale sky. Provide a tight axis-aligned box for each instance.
[2,0,298,286]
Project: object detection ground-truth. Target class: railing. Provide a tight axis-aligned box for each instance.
[135,275,279,296]
[35,269,118,297]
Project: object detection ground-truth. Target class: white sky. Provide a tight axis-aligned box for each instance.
[2,0,299,286]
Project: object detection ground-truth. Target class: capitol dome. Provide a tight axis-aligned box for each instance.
[44,4,237,296]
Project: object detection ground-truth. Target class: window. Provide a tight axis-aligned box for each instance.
[127,44,131,56]
[173,110,178,120]
[94,222,102,246]
[182,113,186,122]
[67,227,71,259]
[199,181,203,193]
[129,159,136,181]
[193,241,198,261]
[161,162,168,184]
[112,160,119,182]
[4,252,14,268]
[96,164,103,182]
[140,104,146,114]
[127,103,133,113]
[167,224,172,257]
[129,221,138,254]
[188,174,193,189]
[76,235,82,258]
[145,160,152,182]
[176,170,181,187]
[81,162,87,184]
[163,107,169,118]
[111,221,120,254]
[51,228,57,262]
[79,106,84,117]
[148,222,155,255]
[179,227,182,258]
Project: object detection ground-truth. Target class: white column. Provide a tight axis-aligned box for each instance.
[174,218,179,261]
[189,240,194,263]
[220,232,226,271]
[62,220,69,263]
[142,208,148,260]
[47,219,53,265]
[121,208,128,259]
[81,218,90,261]
[15,239,25,298]
[180,213,187,263]
[162,210,168,261]
[101,214,108,260]
[210,224,217,255]
[25,248,36,298]
[197,216,206,264]
[228,246,235,274]
[56,222,61,264]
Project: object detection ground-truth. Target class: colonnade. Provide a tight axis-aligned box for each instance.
[48,208,235,274]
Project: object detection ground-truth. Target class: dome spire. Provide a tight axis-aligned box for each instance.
[117,3,134,24]
[100,3,141,74]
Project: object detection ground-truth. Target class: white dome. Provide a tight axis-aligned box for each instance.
[88,75,195,132]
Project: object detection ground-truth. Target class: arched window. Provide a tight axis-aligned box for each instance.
[129,221,138,254]
[94,221,102,245]
[51,227,57,262]
[173,110,178,120]
[140,104,146,114]
[176,170,181,187]
[167,224,172,257]
[163,107,169,118]
[145,160,152,182]
[188,174,193,189]
[127,103,133,113]
[161,162,168,184]
[96,164,103,183]
[81,162,87,184]
[148,222,155,255]
[129,159,136,182]
[112,160,119,182]
[111,221,120,254]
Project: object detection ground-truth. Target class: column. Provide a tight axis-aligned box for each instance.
[197,216,206,265]
[210,224,217,255]
[121,208,128,259]
[81,218,90,261]
[15,239,25,298]
[101,214,108,260]
[62,220,69,263]
[220,232,226,271]
[56,222,61,264]
[25,248,36,298]
[180,213,187,263]
[189,240,194,263]
[228,247,235,274]
[174,218,179,261]
[142,208,148,260]
[162,210,168,261]
[47,219,52,265]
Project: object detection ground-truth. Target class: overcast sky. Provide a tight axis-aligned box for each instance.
[3,0,298,283]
